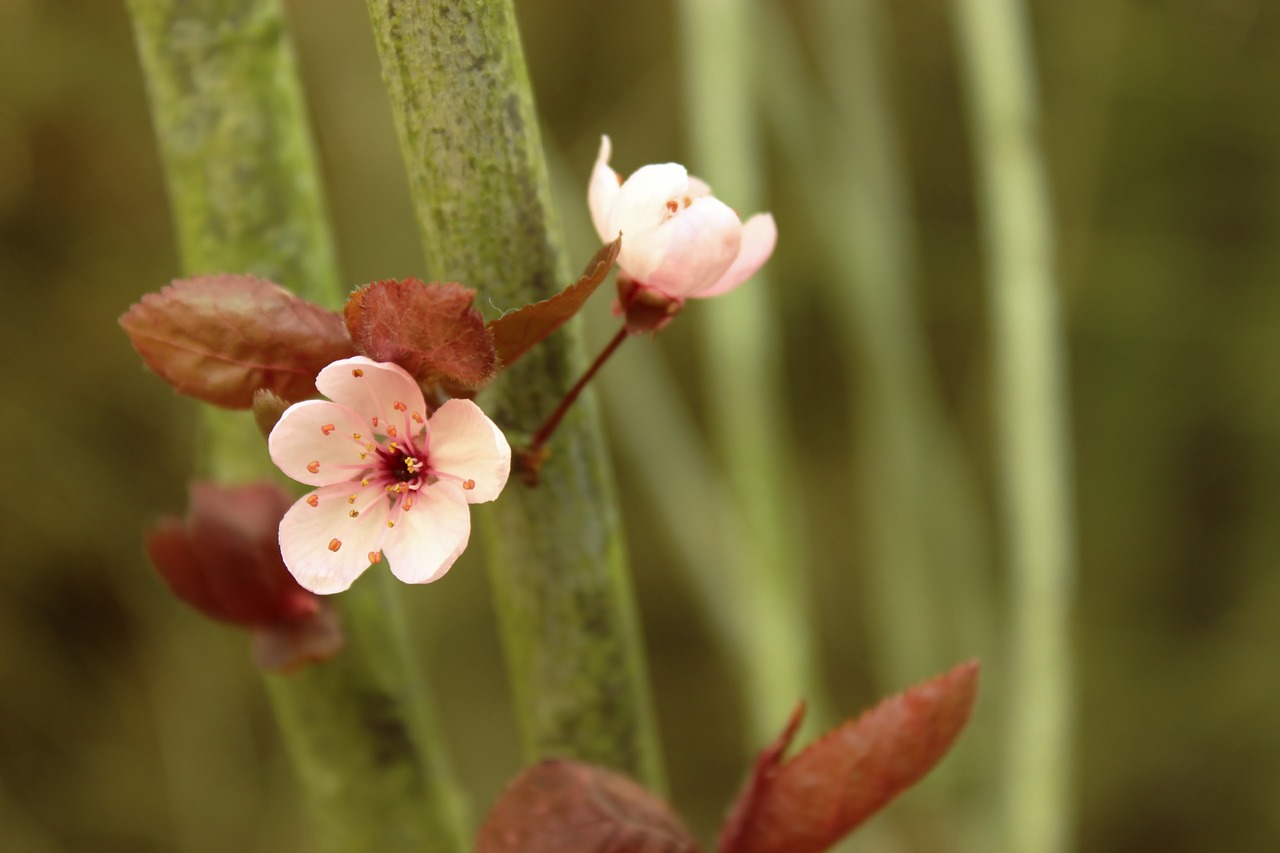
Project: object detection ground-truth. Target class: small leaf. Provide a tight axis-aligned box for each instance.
[145,482,319,628]
[476,759,701,853]
[489,236,622,368]
[120,275,355,409]
[344,279,497,391]
[719,660,980,853]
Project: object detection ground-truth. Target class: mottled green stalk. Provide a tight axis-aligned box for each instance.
[364,0,664,788]
[128,1,467,848]
[953,1,1076,851]
[675,0,830,744]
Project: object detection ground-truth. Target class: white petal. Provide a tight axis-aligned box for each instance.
[644,196,743,298]
[316,357,428,446]
[269,400,375,487]
[609,163,690,282]
[686,174,713,199]
[695,212,778,298]
[381,484,471,584]
[278,482,391,594]
[425,399,511,504]
[588,135,621,243]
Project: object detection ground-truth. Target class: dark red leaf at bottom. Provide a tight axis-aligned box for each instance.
[476,759,701,853]
[719,660,980,853]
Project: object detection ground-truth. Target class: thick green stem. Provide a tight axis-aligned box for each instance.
[365,0,664,788]
[676,0,830,745]
[953,1,1076,851]
[128,1,467,849]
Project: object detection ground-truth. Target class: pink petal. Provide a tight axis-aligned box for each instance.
[588,135,621,243]
[278,482,391,594]
[380,484,471,584]
[269,400,374,487]
[687,174,713,199]
[644,196,743,298]
[315,357,428,444]
[695,212,778,298]
[425,399,511,503]
[609,163,690,282]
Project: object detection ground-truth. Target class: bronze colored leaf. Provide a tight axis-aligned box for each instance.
[344,279,497,391]
[476,759,700,853]
[719,661,980,853]
[119,275,354,409]
[489,237,622,368]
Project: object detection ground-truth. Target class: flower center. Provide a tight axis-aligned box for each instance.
[380,444,425,484]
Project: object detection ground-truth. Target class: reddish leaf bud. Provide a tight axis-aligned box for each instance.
[252,388,291,438]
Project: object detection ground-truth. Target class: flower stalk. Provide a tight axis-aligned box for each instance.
[365,0,665,788]
[525,326,629,461]
[127,1,467,848]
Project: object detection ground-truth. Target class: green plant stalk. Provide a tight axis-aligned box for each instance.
[812,0,996,694]
[755,5,997,849]
[675,0,830,745]
[365,0,664,789]
[952,1,1076,852]
[128,1,467,849]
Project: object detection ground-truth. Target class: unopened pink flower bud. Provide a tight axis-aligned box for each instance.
[588,134,777,333]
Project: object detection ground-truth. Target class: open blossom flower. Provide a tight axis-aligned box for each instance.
[268,356,511,594]
[588,134,777,331]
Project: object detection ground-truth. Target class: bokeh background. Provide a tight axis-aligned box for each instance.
[3,0,1279,850]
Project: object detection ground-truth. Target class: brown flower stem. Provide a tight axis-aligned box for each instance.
[527,326,630,458]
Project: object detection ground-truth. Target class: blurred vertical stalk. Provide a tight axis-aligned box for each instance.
[809,0,995,696]
[757,0,994,693]
[760,6,996,846]
[953,2,1076,852]
[365,0,664,789]
[675,0,829,744]
[128,1,468,849]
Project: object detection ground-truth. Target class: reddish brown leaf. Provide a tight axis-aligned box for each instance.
[719,661,980,853]
[718,701,807,851]
[476,759,701,853]
[344,279,497,391]
[145,481,342,672]
[489,236,622,368]
[119,275,354,409]
[146,482,318,628]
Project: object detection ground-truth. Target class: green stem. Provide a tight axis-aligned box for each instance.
[365,0,665,789]
[675,0,831,745]
[952,1,1076,852]
[128,1,467,849]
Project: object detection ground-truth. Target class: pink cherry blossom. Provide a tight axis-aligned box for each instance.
[588,134,777,307]
[268,356,511,594]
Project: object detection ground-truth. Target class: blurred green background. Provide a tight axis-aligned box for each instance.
[2,0,1279,850]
